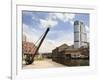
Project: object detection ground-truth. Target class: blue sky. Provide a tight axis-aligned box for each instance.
[22,11,89,53]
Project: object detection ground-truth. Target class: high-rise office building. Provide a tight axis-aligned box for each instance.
[74,20,87,48]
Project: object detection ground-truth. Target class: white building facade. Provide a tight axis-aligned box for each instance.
[74,20,87,48]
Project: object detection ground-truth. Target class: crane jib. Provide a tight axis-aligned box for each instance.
[24,27,50,65]
[32,27,50,58]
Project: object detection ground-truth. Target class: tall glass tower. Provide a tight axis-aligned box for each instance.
[74,20,87,48]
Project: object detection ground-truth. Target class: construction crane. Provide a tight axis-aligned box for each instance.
[24,27,50,65]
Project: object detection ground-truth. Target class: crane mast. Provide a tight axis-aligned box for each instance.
[25,27,50,65]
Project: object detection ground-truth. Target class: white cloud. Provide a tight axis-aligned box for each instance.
[39,13,58,28]
[39,18,58,28]
[53,13,75,24]
[70,20,74,25]
[39,13,75,29]
[53,13,65,21]
[64,13,75,21]
[23,24,42,43]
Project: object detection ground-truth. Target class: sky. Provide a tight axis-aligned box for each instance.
[22,11,89,53]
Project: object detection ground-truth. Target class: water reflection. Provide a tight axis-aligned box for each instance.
[64,59,89,66]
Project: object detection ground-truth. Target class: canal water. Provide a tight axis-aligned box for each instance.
[64,59,89,66]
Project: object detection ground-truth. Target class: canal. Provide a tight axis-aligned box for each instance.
[63,59,89,66]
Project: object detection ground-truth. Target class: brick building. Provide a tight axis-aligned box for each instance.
[22,41,37,55]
